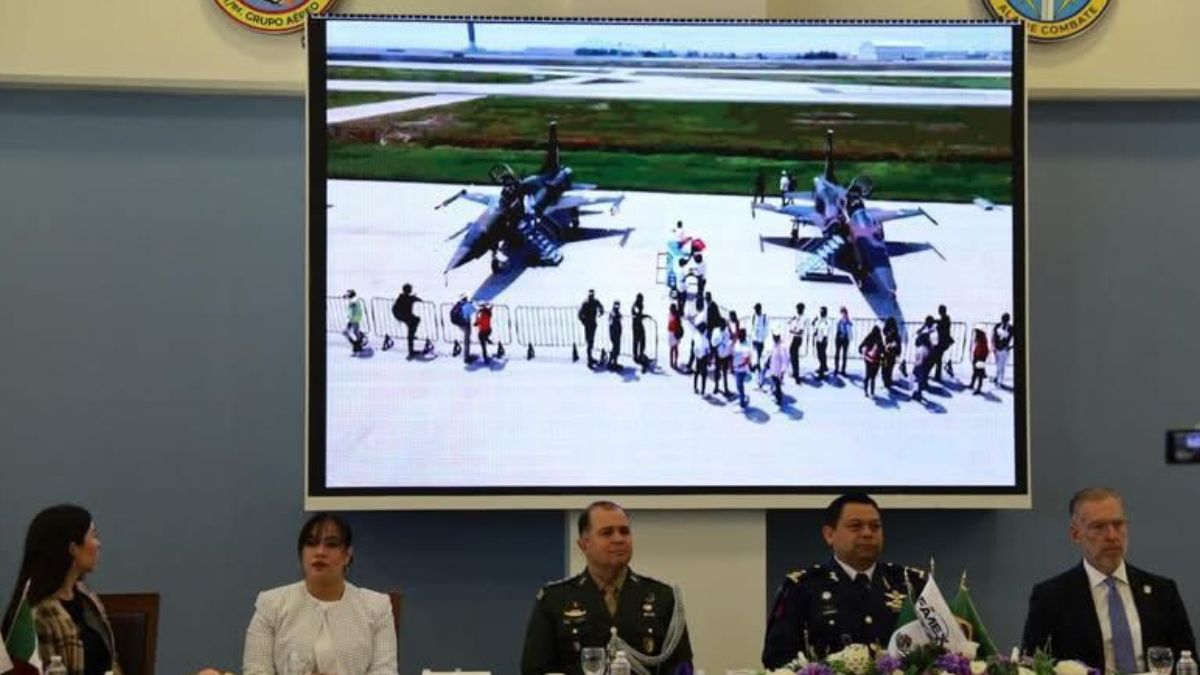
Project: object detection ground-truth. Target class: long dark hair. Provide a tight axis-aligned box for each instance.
[2,504,93,635]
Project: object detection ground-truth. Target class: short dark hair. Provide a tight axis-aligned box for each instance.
[577,501,625,536]
[297,513,353,559]
[823,493,880,528]
[1069,488,1122,520]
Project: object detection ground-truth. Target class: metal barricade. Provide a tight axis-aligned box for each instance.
[513,305,583,348]
[368,297,439,343]
[326,296,374,336]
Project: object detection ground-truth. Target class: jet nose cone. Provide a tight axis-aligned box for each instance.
[445,241,474,274]
[872,267,897,295]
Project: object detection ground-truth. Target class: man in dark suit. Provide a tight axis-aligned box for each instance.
[762,493,926,667]
[1022,488,1195,673]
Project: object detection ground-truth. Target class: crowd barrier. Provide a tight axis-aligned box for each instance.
[328,296,658,361]
[327,296,1014,369]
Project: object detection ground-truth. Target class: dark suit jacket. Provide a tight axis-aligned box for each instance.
[1022,562,1196,670]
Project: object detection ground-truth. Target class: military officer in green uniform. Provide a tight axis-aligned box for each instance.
[521,501,693,675]
[762,493,926,667]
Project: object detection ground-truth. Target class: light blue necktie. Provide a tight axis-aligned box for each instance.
[1105,576,1137,674]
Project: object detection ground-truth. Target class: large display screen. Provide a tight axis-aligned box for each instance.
[307,16,1027,508]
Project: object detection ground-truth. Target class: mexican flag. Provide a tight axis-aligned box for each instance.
[3,584,42,675]
[950,579,998,659]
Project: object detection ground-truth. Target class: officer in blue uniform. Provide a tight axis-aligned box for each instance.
[762,493,926,667]
[522,501,693,675]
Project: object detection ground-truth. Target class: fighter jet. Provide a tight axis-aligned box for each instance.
[435,121,628,297]
[752,129,940,323]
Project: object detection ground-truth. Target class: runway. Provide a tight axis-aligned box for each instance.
[325,62,1011,108]
[321,179,1019,491]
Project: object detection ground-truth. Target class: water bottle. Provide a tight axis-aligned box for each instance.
[46,656,67,675]
[611,650,631,675]
[1177,651,1198,675]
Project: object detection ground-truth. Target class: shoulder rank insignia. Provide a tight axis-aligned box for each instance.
[786,570,806,583]
[563,601,587,622]
[885,589,906,612]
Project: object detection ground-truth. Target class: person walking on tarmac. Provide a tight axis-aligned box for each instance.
[608,300,624,370]
[449,294,476,364]
[578,289,605,369]
[391,283,423,359]
[476,302,494,364]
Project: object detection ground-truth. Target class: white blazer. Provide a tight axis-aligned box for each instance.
[243,581,397,675]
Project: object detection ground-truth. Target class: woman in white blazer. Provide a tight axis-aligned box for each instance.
[243,514,397,675]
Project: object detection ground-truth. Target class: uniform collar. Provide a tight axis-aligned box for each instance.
[581,567,634,589]
[833,556,876,582]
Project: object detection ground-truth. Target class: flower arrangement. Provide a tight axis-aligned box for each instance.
[767,644,1097,675]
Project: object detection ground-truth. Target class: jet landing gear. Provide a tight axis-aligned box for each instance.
[489,248,515,274]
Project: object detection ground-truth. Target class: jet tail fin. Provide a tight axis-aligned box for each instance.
[823,128,837,184]
[541,121,561,175]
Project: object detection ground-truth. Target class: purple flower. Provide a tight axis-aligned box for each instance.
[798,663,835,675]
[935,653,971,675]
[876,655,904,675]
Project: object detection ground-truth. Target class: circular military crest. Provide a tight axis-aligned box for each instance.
[983,0,1113,42]
[212,0,339,34]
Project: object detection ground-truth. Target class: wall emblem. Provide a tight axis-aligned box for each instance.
[213,0,339,34]
[983,0,1112,42]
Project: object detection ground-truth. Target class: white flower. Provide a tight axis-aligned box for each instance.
[970,661,988,675]
[1018,667,1037,675]
[828,644,872,675]
[1054,661,1090,675]
[772,669,796,675]
[891,670,905,675]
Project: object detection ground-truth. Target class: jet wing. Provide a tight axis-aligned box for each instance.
[866,206,938,225]
[456,191,495,207]
[752,201,822,224]
[434,189,496,211]
[543,192,623,214]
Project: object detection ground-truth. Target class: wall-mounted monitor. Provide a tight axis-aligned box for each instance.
[306,16,1027,509]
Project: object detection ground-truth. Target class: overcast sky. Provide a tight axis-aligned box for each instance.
[326,20,1013,54]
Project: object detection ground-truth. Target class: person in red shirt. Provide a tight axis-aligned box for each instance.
[969,328,990,394]
[475,302,494,363]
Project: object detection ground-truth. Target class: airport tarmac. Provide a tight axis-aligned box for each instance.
[321,179,1020,490]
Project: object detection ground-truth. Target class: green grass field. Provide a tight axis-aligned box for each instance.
[629,72,1011,90]
[327,92,420,108]
[327,96,1013,202]
[327,66,562,84]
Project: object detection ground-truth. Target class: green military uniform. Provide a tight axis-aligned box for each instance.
[521,569,693,675]
[761,560,927,668]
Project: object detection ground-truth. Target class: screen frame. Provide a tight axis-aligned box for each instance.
[304,15,1031,510]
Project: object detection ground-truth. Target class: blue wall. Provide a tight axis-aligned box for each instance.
[1,89,1197,675]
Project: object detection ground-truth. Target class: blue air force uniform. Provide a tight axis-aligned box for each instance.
[762,560,927,667]
[521,569,693,675]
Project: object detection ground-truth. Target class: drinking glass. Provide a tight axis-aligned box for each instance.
[1148,646,1174,675]
[582,647,607,675]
